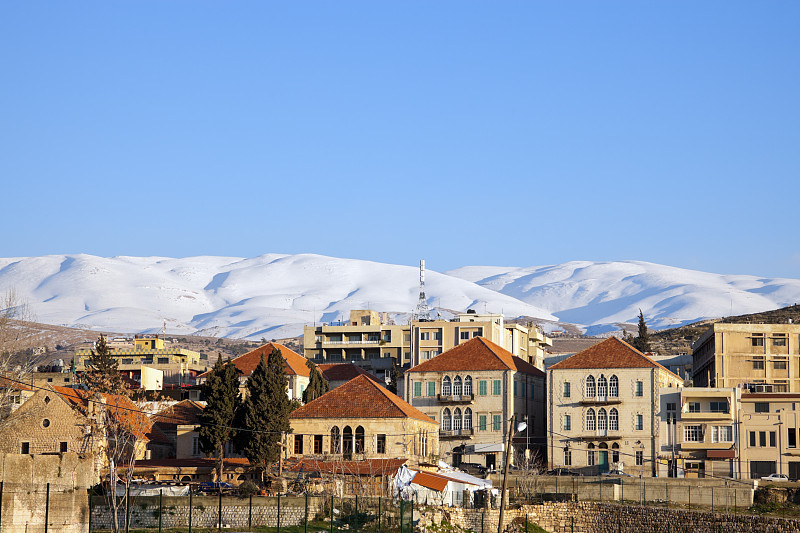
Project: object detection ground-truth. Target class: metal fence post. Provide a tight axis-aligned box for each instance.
[189,489,193,533]
[305,493,309,533]
[481,508,484,533]
[125,483,131,533]
[87,488,92,533]
[409,498,413,533]
[378,496,382,533]
[45,483,50,533]
[400,500,404,533]
[0,481,4,533]
[355,495,359,533]
[688,485,691,511]
[158,489,163,533]
[524,514,528,533]
[329,494,334,533]
[711,487,714,514]
[218,489,223,533]
[277,493,281,533]
[249,494,253,531]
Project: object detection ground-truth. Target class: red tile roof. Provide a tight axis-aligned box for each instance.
[406,337,545,376]
[410,470,450,491]
[318,363,384,385]
[288,458,407,476]
[199,343,310,379]
[548,337,681,380]
[52,386,170,444]
[291,375,436,424]
[154,400,204,428]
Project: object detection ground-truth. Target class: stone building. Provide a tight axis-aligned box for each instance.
[403,336,546,470]
[548,337,684,477]
[289,374,439,466]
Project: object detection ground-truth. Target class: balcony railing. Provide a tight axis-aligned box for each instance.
[439,428,475,438]
[580,395,622,405]
[438,393,474,403]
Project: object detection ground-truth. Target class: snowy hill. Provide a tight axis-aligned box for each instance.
[0,254,798,339]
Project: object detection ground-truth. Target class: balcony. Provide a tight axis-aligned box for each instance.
[577,431,621,441]
[439,428,474,438]
[579,395,622,405]
[680,410,732,421]
[438,393,474,404]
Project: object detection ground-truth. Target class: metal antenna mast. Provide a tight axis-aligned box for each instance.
[414,259,431,320]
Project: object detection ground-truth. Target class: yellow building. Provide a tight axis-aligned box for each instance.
[548,337,684,477]
[692,323,800,392]
[76,335,208,388]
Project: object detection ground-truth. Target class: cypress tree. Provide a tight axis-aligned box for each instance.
[84,335,127,395]
[302,359,329,403]
[388,359,400,394]
[236,348,292,483]
[633,309,651,353]
[198,357,241,483]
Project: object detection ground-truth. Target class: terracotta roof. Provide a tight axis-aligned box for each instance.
[291,375,436,424]
[288,458,407,476]
[0,375,33,391]
[406,337,545,376]
[410,470,450,491]
[548,337,682,380]
[199,342,310,379]
[52,386,170,444]
[318,363,384,385]
[154,400,204,428]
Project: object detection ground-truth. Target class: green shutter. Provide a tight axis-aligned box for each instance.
[479,380,487,396]
[427,381,436,397]
[478,415,487,431]
[493,415,501,431]
[493,380,501,395]
[513,381,517,396]
[414,381,422,397]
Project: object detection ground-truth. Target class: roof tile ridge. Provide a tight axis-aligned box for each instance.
[365,375,436,423]
[480,337,515,370]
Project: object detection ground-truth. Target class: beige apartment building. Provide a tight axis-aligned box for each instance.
[76,335,208,387]
[739,393,800,480]
[303,309,552,377]
[403,336,546,470]
[692,323,800,392]
[548,337,684,477]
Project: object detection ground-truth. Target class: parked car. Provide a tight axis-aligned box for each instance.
[601,470,634,477]
[761,473,790,482]
[197,482,235,494]
[546,468,581,476]
[457,462,488,476]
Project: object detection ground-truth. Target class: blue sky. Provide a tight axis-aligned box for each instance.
[2,2,799,278]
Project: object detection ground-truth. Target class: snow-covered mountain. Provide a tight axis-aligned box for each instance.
[0,254,798,339]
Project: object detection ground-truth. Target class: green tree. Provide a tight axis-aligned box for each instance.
[235,348,292,483]
[302,359,329,403]
[633,309,651,353]
[388,359,400,394]
[84,335,127,395]
[198,357,241,483]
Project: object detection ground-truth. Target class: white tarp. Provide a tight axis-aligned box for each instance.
[114,485,190,497]
[392,465,416,499]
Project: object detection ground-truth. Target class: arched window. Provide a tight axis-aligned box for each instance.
[609,408,619,431]
[453,408,462,431]
[442,408,452,431]
[609,375,619,397]
[587,443,596,466]
[597,375,608,397]
[330,426,341,454]
[355,426,365,453]
[464,408,473,429]
[598,408,608,431]
[464,376,473,396]
[442,376,452,396]
[453,376,463,396]
[343,426,353,455]
[586,376,596,397]
[586,408,596,431]
[611,442,620,463]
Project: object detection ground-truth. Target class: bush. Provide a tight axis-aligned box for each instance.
[238,480,261,498]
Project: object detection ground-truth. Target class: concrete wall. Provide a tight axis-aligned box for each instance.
[0,452,94,533]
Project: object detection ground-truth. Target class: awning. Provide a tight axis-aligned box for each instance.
[706,449,735,459]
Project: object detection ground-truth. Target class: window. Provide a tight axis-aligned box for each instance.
[442,409,452,431]
[636,414,644,431]
[433,332,442,341]
[770,431,777,447]
[21,442,30,454]
[453,408,462,431]
[42,419,51,428]
[564,449,572,466]
[586,409,596,431]
[774,361,788,370]
[773,336,787,347]
[464,376,473,395]
[513,382,518,396]
[355,426,365,453]
[420,332,430,341]
[479,380,487,396]
[478,415,487,431]
[453,376,463,396]
[314,435,323,454]
[47,378,53,383]
[564,414,571,431]
[667,402,676,412]
[609,408,619,431]
[421,351,430,360]
[612,443,620,463]
[442,377,452,396]
[759,432,767,447]
[294,435,304,454]
[158,357,170,364]
[687,402,700,413]
[377,434,386,454]
[464,408,473,429]
[427,382,436,397]
[710,401,729,413]
[587,444,595,466]
[493,380,501,395]
[586,376,596,397]
[749,431,756,447]
[597,409,608,432]
[563,382,571,398]
[712,426,733,443]
[414,382,422,397]
[755,402,770,413]
[609,375,619,397]
[192,436,201,456]
[460,331,470,340]
[493,415,501,431]
[790,428,797,449]
[330,427,341,454]
[597,375,608,397]
[635,381,643,397]
[635,451,644,466]
[753,359,765,369]
[752,334,764,347]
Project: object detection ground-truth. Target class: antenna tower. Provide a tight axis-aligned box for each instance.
[414,259,431,320]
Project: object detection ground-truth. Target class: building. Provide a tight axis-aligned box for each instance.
[76,335,208,388]
[317,362,385,389]
[197,342,311,401]
[403,336,546,470]
[547,337,684,477]
[303,309,552,378]
[153,399,205,459]
[692,323,800,392]
[657,387,740,479]
[739,392,800,480]
[289,374,439,466]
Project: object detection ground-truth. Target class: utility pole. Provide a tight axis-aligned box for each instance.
[498,416,516,533]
